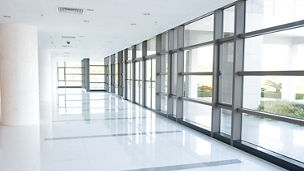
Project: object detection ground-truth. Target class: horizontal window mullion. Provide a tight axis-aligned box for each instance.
[65,73,82,75]
[157,72,168,75]
[183,40,214,51]
[182,97,212,106]
[160,51,169,55]
[243,20,304,39]
[216,103,232,110]
[183,12,214,26]
[238,71,304,76]
[146,54,157,59]
[157,92,168,96]
[238,108,304,126]
[217,36,234,44]
[90,65,105,67]
[180,72,213,76]
[63,67,82,69]
[134,57,143,61]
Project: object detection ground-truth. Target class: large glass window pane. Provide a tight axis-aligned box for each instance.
[184,75,213,102]
[219,42,234,104]
[223,6,235,38]
[90,83,105,90]
[161,32,168,52]
[152,59,156,81]
[90,75,104,82]
[127,80,132,101]
[183,101,212,130]
[184,45,213,72]
[128,47,133,60]
[220,109,232,135]
[66,75,81,81]
[65,81,82,87]
[58,68,65,80]
[115,63,118,88]
[135,80,142,104]
[90,66,104,74]
[57,61,83,87]
[242,113,304,163]
[161,95,167,113]
[146,82,151,108]
[246,0,304,32]
[152,82,156,109]
[147,37,156,55]
[66,68,81,74]
[136,43,142,58]
[243,76,304,120]
[172,53,178,95]
[146,59,151,81]
[184,15,214,47]
[160,75,167,93]
[173,98,177,117]
[244,27,304,71]
[160,54,168,73]
[174,29,178,49]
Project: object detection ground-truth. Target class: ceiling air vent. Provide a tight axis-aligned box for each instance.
[57,7,84,15]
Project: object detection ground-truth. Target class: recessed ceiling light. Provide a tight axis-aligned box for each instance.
[130,23,136,26]
[83,20,90,23]
[40,14,44,17]
[3,16,11,18]
[143,13,150,16]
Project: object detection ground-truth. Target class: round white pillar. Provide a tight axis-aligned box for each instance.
[0,24,39,125]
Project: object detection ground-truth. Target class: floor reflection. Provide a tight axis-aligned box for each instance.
[0,88,283,171]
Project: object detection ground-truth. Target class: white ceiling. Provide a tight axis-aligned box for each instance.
[0,0,235,59]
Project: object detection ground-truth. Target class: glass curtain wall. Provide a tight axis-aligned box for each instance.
[183,14,214,129]
[160,32,168,113]
[57,61,82,87]
[135,43,143,104]
[115,55,118,94]
[145,37,157,109]
[218,6,235,136]
[127,48,133,101]
[240,0,304,163]
[89,61,105,90]
[108,57,111,92]
[104,0,304,168]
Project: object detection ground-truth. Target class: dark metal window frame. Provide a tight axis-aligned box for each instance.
[104,0,304,169]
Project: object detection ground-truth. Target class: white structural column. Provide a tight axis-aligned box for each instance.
[0,24,39,125]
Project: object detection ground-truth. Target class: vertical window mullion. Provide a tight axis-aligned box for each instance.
[231,0,245,142]
[211,9,223,135]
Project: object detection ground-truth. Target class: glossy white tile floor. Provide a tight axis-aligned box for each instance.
[0,89,285,171]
